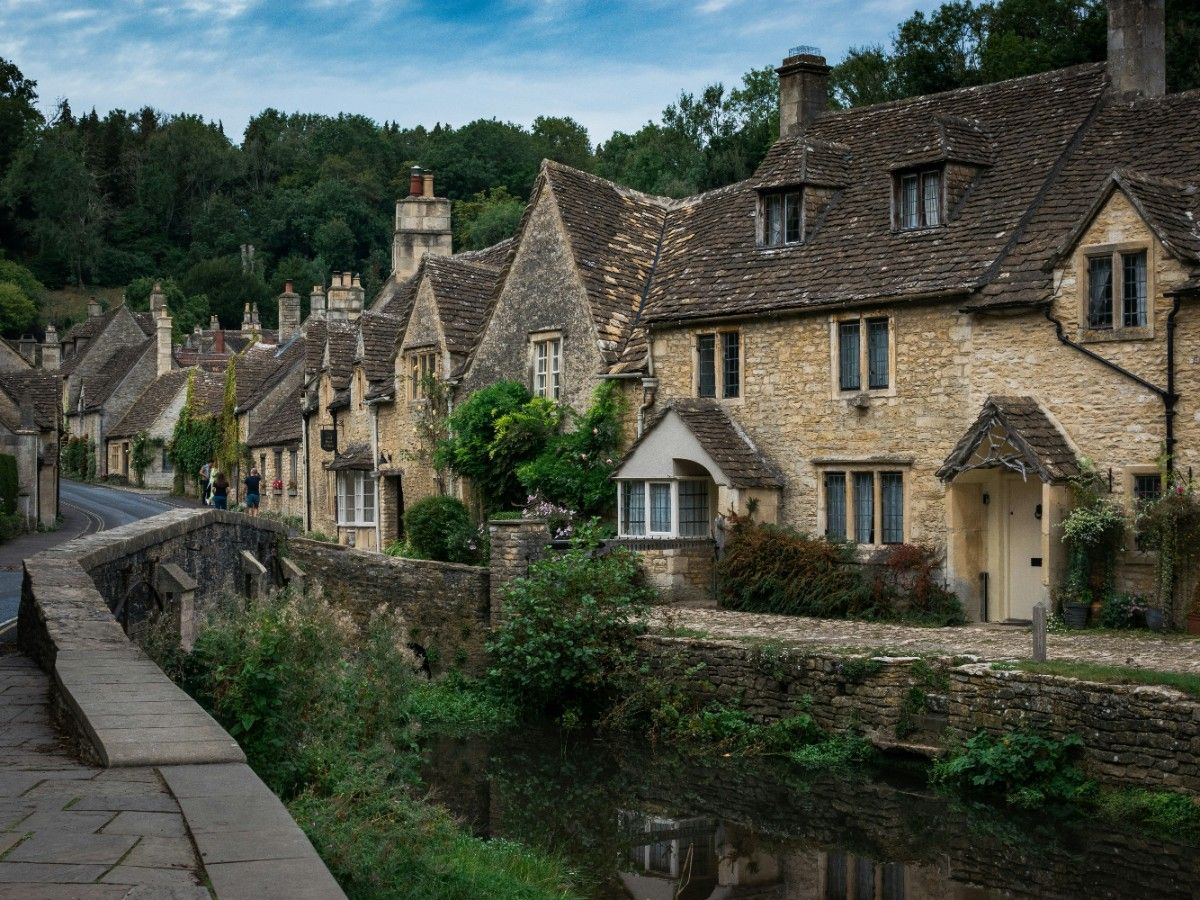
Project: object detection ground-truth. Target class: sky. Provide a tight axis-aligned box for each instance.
[0,0,941,145]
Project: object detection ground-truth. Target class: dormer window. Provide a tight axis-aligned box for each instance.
[897,169,942,230]
[1086,248,1148,331]
[761,190,802,247]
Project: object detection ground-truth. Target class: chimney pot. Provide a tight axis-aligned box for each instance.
[1108,0,1165,99]
[422,172,434,197]
[213,329,225,354]
[284,279,294,293]
[777,47,830,137]
[409,166,423,197]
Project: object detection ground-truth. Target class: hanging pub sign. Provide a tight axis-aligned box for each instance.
[320,429,337,452]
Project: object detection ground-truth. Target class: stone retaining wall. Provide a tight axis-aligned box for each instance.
[18,508,344,897]
[289,538,491,676]
[640,633,1200,796]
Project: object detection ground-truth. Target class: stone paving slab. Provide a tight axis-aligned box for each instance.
[654,607,1200,674]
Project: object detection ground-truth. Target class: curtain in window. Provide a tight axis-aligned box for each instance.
[838,322,860,391]
[825,472,847,540]
[901,175,919,229]
[1087,256,1114,328]
[853,472,874,544]
[784,192,802,243]
[922,171,941,226]
[867,318,889,389]
[289,450,298,483]
[649,483,672,533]
[721,332,740,398]
[622,481,646,536]
[1122,251,1147,327]
[881,472,904,543]
[678,481,709,537]
[765,194,783,246]
[696,334,716,398]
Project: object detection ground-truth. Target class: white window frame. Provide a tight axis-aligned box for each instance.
[532,334,562,400]
[759,189,803,247]
[617,477,711,539]
[336,470,376,526]
[830,314,896,398]
[818,466,908,547]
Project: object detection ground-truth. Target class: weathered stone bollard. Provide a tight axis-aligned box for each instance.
[1032,600,1047,662]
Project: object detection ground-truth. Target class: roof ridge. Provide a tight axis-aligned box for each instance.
[542,159,681,210]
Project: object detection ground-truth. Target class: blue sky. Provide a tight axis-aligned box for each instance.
[1,0,940,144]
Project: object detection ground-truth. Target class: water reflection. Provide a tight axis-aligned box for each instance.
[421,729,1200,899]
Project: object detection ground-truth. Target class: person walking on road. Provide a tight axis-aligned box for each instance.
[211,471,229,510]
[199,462,213,504]
[243,467,261,517]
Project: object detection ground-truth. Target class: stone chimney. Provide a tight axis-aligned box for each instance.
[209,314,220,331]
[777,46,830,137]
[41,325,60,372]
[213,328,225,355]
[149,281,165,315]
[278,280,300,343]
[1108,0,1165,99]
[326,271,364,322]
[392,164,452,280]
[242,303,252,329]
[251,303,260,327]
[87,297,102,319]
[156,304,173,378]
[309,284,327,321]
[17,335,36,365]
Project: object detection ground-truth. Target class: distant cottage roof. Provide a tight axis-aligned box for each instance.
[107,368,192,440]
[247,383,302,449]
[0,370,59,432]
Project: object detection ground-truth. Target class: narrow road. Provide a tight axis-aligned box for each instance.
[0,480,181,630]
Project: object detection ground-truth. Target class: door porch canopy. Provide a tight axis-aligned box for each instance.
[937,396,1080,485]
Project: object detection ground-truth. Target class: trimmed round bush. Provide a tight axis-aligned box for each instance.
[404,496,475,563]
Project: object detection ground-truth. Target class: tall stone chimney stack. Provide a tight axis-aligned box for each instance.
[392,165,452,281]
[278,280,301,344]
[308,284,327,323]
[87,297,102,319]
[153,283,173,378]
[1108,0,1166,99]
[777,46,830,137]
[326,271,364,322]
[41,325,60,372]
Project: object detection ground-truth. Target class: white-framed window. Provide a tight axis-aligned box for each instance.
[760,190,802,247]
[896,169,942,230]
[533,336,562,400]
[1085,247,1149,331]
[618,478,711,538]
[695,330,740,399]
[821,468,906,546]
[336,471,376,525]
[408,349,438,400]
[834,315,892,393]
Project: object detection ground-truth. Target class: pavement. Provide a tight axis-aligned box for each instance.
[654,606,1200,674]
[0,482,192,628]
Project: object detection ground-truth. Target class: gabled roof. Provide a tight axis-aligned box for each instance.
[888,113,995,171]
[357,311,404,386]
[643,63,1107,325]
[937,396,1079,484]
[107,368,192,440]
[620,398,784,489]
[0,370,59,432]
[247,383,302,449]
[324,323,357,390]
[79,340,153,412]
[238,336,306,414]
[58,306,153,376]
[754,135,852,189]
[324,442,372,471]
[423,255,504,357]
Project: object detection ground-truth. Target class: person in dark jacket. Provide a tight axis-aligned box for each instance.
[211,472,229,510]
[243,468,261,517]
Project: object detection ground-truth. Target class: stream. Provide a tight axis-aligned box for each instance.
[421,727,1200,899]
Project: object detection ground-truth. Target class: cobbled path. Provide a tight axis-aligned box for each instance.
[651,606,1200,674]
[0,646,210,898]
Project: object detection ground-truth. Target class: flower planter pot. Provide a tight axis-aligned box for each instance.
[287,489,298,497]
[1144,608,1168,631]
[1063,604,1090,629]
[1187,613,1200,636]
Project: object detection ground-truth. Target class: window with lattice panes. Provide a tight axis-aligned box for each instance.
[1086,248,1148,331]
[532,336,562,400]
[695,330,740,399]
[835,316,891,393]
[896,169,942,230]
[822,468,906,546]
[408,350,438,401]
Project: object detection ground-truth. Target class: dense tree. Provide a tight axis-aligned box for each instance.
[454,187,525,251]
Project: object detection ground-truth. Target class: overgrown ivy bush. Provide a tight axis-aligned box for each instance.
[404,496,480,564]
[0,453,16,515]
[865,544,966,625]
[1136,476,1200,626]
[61,436,91,479]
[1060,463,1126,608]
[168,371,220,489]
[488,521,655,715]
[931,730,1091,808]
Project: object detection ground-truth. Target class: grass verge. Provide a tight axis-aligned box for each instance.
[1005,660,1200,698]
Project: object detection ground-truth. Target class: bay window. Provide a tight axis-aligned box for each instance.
[336,471,376,526]
[618,479,712,538]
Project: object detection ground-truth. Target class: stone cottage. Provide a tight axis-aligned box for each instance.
[602,0,1200,619]
[0,370,60,526]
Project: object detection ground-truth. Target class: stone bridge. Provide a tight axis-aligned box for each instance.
[15,508,340,899]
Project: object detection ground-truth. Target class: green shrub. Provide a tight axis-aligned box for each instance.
[488,521,655,715]
[864,544,965,625]
[0,453,16,515]
[1100,591,1148,629]
[931,730,1091,808]
[0,511,23,542]
[404,496,478,564]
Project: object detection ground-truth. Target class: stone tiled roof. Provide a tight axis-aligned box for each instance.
[238,338,305,414]
[304,319,327,374]
[626,398,784,488]
[324,442,372,471]
[107,368,192,440]
[454,237,515,268]
[937,396,1079,484]
[424,255,504,357]
[358,311,403,385]
[58,306,151,377]
[643,64,1108,325]
[0,370,60,432]
[79,340,153,412]
[247,384,302,448]
[325,323,357,390]
[754,135,852,189]
[230,345,283,408]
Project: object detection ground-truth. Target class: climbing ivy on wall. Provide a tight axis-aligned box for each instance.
[167,370,220,490]
[130,430,159,488]
[218,358,240,476]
